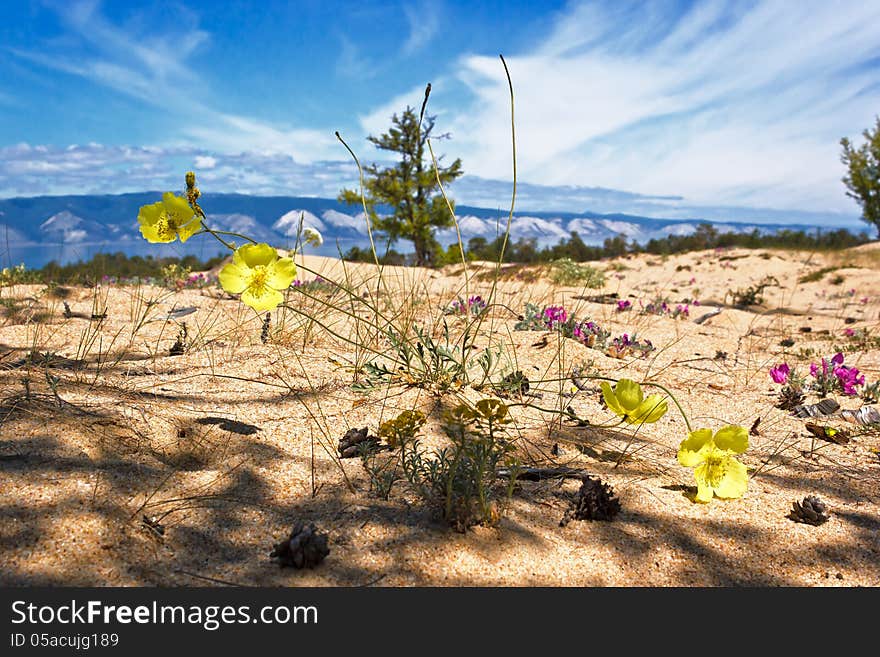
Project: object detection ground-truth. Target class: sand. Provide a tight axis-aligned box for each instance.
[1,245,878,586]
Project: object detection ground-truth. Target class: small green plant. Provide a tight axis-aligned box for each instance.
[359,442,402,500]
[513,303,546,331]
[358,411,427,499]
[356,321,503,392]
[550,258,605,287]
[400,399,518,531]
[728,275,779,306]
[492,370,530,397]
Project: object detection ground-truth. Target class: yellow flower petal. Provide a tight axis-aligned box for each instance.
[713,456,748,499]
[161,192,193,217]
[678,428,714,467]
[138,202,177,243]
[237,243,278,268]
[218,262,249,294]
[714,425,749,454]
[139,222,169,243]
[632,394,668,424]
[138,201,163,227]
[601,381,625,417]
[241,285,283,312]
[615,379,643,413]
[693,463,715,503]
[177,217,202,243]
[265,257,296,290]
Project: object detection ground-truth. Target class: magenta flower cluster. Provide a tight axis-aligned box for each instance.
[808,353,864,396]
[543,305,568,330]
[448,295,487,316]
[835,366,865,395]
[292,276,331,290]
[616,300,632,312]
[642,297,697,319]
[769,363,790,384]
[572,320,608,346]
[607,332,654,358]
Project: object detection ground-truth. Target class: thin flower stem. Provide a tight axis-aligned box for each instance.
[335,131,382,271]
[427,137,469,298]
[194,227,258,248]
[642,381,692,432]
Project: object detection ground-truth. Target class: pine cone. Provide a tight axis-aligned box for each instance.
[338,427,379,458]
[777,385,805,411]
[270,522,330,569]
[788,495,830,526]
[560,476,621,526]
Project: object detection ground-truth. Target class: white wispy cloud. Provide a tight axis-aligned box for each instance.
[0,143,859,229]
[402,1,440,56]
[419,0,880,213]
[4,0,877,225]
[11,0,339,162]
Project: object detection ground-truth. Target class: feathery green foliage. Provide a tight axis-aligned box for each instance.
[841,116,880,238]
[338,107,463,266]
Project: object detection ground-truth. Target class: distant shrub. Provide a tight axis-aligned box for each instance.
[549,258,605,287]
[798,266,840,284]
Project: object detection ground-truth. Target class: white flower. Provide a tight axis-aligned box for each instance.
[303,227,323,247]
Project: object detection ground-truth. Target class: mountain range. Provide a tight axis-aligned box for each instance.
[0,191,866,268]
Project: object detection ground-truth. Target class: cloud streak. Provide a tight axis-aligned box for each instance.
[3,0,877,224]
[11,0,340,161]
[431,0,880,213]
[0,143,860,229]
[402,1,440,55]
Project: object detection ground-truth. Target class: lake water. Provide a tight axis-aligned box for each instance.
[1,237,372,270]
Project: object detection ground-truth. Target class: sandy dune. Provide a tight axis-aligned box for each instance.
[1,245,878,586]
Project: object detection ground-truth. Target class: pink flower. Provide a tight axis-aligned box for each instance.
[834,366,864,395]
[810,362,819,378]
[769,363,790,384]
[844,328,855,337]
[543,306,567,329]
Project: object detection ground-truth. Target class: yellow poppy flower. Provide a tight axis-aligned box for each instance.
[137,192,201,243]
[600,379,667,424]
[677,426,749,503]
[218,243,296,312]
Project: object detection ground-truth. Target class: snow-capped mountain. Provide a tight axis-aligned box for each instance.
[0,191,866,268]
[40,210,117,244]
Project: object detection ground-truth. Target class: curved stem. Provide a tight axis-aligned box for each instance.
[427,137,469,298]
[194,228,258,247]
[335,131,382,271]
[642,381,692,432]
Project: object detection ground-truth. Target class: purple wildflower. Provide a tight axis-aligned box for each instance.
[834,366,864,395]
[543,305,567,329]
[769,363,790,384]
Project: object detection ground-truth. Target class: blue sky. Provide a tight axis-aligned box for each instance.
[1,0,879,225]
